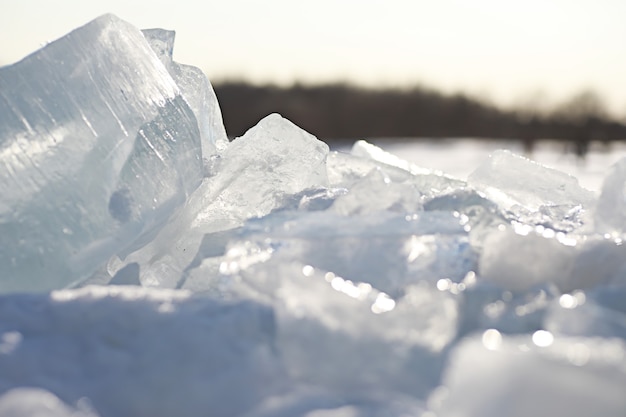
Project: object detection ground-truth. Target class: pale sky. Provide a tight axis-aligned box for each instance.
[2,0,626,117]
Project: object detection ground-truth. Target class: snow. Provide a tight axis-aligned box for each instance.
[1,13,626,417]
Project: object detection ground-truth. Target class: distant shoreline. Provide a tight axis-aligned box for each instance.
[215,81,626,157]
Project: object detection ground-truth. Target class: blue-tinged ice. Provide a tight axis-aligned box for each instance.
[0,15,204,291]
[468,150,595,211]
[0,286,282,417]
[430,333,626,417]
[3,13,626,417]
[142,28,228,158]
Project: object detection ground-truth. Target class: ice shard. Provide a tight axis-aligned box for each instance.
[468,150,595,211]
[0,15,204,291]
[142,28,228,157]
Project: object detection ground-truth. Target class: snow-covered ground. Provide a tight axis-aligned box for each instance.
[1,14,626,417]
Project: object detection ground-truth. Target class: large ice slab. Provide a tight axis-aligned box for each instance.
[190,258,458,397]
[0,286,282,417]
[430,333,626,417]
[0,15,204,291]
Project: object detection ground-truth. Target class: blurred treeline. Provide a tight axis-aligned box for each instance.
[214,81,626,155]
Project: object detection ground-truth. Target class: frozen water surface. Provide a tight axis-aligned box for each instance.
[1,13,626,417]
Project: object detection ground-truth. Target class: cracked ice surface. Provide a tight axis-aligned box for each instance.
[1,13,626,417]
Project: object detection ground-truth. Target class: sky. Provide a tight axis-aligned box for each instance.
[2,0,626,117]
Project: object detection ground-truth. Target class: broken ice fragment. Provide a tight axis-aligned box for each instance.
[326,150,413,187]
[431,334,626,417]
[594,157,626,234]
[468,150,595,211]
[142,28,228,156]
[330,168,422,215]
[193,113,329,227]
[345,140,466,195]
[0,14,204,291]
[210,259,457,396]
[478,226,626,292]
[109,114,330,288]
[186,210,474,297]
[351,139,433,175]
[545,295,626,340]
[0,388,99,417]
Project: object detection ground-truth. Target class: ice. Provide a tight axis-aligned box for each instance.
[329,168,422,215]
[0,388,99,417]
[3,13,626,417]
[0,286,282,417]
[594,157,626,233]
[243,387,426,417]
[0,15,204,291]
[429,333,626,417]
[181,209,474,296]
[351,139,434,175]
[191,259,457,397]
[194,113,329,225]
[479,225,626,292]
[468,149,595,211]
[106,113,330,288]
[350,140,466,196]
[142,28,228,157]
[545,291,626,340]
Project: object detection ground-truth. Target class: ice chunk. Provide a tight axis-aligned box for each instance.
[458,284,554,336]
[108,114,330,288]
[594,157,626,234]
[0,15,204,291]
[468,150,595,211]
[189,209,475,296]
[351,139,433,175]
[326,151,413,187]
[545,294,626,340]
[478,224,626,292]
[329,168,422,215]
[478,225,575,291]
[243,386,426,417]
[208,259,458,397]
[431,333,626,417]
[0,388,99,417]
[0,286,282,417]
[327,143,465,196]
[347,140,466,195]
[142,28,228,156]
[190,113,329,230]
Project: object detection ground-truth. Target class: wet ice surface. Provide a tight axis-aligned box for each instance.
[1,14,626,417]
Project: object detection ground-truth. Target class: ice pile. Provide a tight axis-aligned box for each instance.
[1,14,626,417]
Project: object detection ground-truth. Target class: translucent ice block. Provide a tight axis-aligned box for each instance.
[0,15,204,291]
[142,28,228,157]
